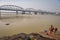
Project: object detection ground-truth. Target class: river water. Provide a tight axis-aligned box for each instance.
[0,14,60,37]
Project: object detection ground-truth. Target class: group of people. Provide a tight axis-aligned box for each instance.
[44,25,58,36]
[49,25,58,34]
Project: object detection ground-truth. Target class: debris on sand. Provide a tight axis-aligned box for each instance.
[5,23,10,25]
[0,33,56,40]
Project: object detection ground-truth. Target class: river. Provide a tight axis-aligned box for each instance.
[0,14,60,37]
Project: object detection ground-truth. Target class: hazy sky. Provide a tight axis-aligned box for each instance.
[0,0,60,12]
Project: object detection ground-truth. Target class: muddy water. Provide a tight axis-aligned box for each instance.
[0,15,60,37]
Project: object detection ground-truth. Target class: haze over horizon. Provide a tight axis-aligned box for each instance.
[0,0,60,12]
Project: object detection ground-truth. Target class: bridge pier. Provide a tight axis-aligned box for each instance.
[16,11,18,15]
[29,11,31,14]
[22,11,25,14]
[16,11,18,17]
[34,12,37,15]
[39,12,41,14]
[41,12,44,14]
[0,10,1,19]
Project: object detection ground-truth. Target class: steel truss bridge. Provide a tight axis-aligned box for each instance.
[0,5,59,18]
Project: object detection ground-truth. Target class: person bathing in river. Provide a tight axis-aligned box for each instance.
[41,25,58,36]
[47,25,58,36]
[49,25,54,34]
[43,25,54,34]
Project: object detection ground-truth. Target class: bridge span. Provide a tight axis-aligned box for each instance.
[0,5,59,18]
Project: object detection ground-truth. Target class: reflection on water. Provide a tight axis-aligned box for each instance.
[0,14,60,37]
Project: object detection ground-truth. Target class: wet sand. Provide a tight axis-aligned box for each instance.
[0,14,60,37]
